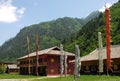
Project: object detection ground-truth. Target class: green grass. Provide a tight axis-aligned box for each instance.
[0,73,41,79]
[31,75,120,81]
[0,74,120,81]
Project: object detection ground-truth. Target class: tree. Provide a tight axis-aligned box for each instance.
[0,64,6,74]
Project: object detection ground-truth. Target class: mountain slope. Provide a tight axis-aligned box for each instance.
[0,10,101,62]
[65,2,120,56]
[84,11,100,23]
[0,17,84,62]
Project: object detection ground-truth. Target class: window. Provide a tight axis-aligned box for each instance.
[39,58,42,62]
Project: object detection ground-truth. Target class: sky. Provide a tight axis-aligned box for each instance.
[0,0,118,46]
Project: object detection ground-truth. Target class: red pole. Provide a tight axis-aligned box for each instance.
[27,35,30,75]
[105,8,111,72]
[36,35,39,76]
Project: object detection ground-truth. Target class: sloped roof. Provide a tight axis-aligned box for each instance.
[81,45,120,61]
[18,46,75,60]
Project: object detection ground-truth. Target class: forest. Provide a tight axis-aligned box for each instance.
[65,2,120,56]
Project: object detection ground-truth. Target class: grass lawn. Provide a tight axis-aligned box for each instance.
[0,73,41,79]
[31,75,120,81]
[0,74,120,81]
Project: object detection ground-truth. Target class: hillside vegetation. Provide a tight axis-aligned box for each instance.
[65,2,120,56]
[0,1,120,62]
[0,17,85,62]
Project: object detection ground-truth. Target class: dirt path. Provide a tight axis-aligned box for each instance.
[0,79,27,81]
[0,77,46,81]
[0,76,59,81]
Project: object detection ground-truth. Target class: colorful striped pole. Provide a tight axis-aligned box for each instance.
[105,7,111,73]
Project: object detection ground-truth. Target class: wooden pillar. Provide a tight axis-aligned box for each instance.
[36,35,39,76]
[105,7,111,72]
[26,35,30,75]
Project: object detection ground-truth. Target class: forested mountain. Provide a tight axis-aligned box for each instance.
[84,11,100,23]
[65,2,120,56]
[1,1,119,62]
[0,17,85,62]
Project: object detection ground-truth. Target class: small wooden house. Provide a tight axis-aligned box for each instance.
[0,62,19,74]
[17,46,75,76]
[80,45,120,74]
[6,64,19,74]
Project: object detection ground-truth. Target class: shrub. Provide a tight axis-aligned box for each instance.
[0,64,6,74]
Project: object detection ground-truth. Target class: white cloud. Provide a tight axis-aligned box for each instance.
[0,0,25,23]
[17,8,26,15]
[99,3,112,12]
[17,7,26,18]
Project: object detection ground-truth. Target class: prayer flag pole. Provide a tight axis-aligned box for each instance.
[60,44,64,77]
[26,35,30,75]
[105,7,111,74]
[36,35,39,76]
[98,32,103,74]
[74,45,80,80]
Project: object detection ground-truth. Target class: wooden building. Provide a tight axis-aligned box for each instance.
[0,62,19,74]
[6,64,19,74]
[80,45,120,74]
[17,46,75,76]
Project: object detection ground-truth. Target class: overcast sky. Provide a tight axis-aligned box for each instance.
[0,0,118,46]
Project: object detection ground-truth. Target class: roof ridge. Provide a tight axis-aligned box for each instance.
[46,46,59,53]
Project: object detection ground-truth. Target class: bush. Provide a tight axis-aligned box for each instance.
[0,64,6,74]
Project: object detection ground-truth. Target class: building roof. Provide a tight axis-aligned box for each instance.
[18,46,75,60]
[81,45,120,61]
[7,64,19,69]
